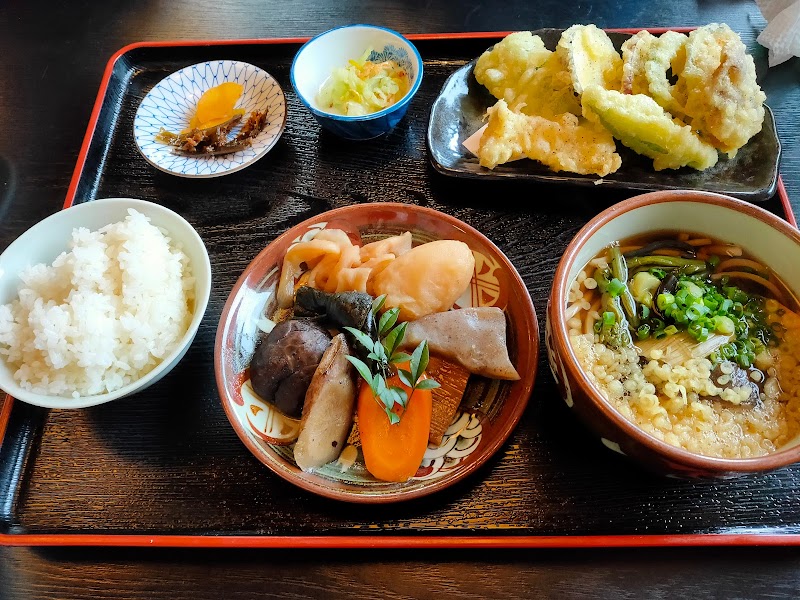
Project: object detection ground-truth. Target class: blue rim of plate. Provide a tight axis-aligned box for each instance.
[133,60,287,178]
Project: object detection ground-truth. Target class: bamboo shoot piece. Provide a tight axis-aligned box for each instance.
[425,355,471,446]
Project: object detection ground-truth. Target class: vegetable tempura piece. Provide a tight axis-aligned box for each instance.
[474,31,552,105]
[581,85,719,171]
[643,30,689,119]
[509,52,583,118]
[399,307,521,380]
[557,23,623,94]
[681,23,766,156]
[478,99,622,176]
[621,30,656,96]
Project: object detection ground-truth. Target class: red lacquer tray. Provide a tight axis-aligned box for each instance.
[2,32,800,548]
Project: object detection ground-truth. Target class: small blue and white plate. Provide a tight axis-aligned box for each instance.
[134,60,287,178]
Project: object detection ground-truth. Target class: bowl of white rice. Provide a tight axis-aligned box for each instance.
[0,197,211,408]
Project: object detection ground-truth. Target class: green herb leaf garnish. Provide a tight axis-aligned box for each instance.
[344,294,440,424]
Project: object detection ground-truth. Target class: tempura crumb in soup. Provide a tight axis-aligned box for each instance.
[0,208,195,398]
[567,230,800,459]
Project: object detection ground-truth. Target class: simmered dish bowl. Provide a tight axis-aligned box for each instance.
[215,202,538,502]
[546,190,800,478]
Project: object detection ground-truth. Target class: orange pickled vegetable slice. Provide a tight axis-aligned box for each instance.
[357,373,432,483]
[188,82,246,130]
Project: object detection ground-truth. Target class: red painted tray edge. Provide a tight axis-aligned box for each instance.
[2,532,800,548]
[0,31,796,548]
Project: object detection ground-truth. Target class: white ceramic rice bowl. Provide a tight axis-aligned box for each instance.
[0,198,212,409]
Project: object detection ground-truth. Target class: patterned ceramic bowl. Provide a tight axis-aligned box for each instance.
[134,60,287,178]
[546,190,800,478]
[290,24,423,140]
[215,202,538,502]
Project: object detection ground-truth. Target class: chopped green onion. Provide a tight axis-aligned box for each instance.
[686,305,709,321]
[607,278,626,298]
[712,315,735,335]
[657,293,675,311]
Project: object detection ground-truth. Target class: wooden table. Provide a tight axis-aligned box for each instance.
[2,1,800,597]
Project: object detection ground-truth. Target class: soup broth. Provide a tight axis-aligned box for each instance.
[567,230,800,459]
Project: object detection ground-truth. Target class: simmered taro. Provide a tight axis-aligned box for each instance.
[566,230,800,459]
[249,319,331,419]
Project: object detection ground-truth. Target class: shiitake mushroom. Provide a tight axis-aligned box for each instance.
[249,319,332,420]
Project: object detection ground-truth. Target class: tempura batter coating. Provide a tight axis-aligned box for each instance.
[478,99,622,176]
[557,24,623,95]
[643,30,689,119]
[510,52,583,118]
[475,31,580,118]
[621,30,656,95]
[581,86,719,171]
[681,23,766,156]
[474,31,551,105]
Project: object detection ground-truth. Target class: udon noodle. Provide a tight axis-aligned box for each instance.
[567,230,800,458]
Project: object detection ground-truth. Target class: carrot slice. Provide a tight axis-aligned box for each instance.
[357,373,432,482]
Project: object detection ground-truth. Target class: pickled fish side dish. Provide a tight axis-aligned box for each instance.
[471,23,766,175]
[155,81,268,156]
[241,228,520,483]
[566,231,800,458]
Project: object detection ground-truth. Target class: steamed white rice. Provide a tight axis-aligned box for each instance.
[0,208,195,398]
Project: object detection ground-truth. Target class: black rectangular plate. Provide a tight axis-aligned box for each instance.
[1,36,799,545]
[427,29,781,202]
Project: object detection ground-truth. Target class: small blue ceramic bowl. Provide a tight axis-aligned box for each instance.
[290,24,423,140]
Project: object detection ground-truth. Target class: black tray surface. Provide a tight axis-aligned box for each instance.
[2,37,799,540]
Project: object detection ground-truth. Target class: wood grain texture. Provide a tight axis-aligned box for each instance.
[1,0,800,598]
[3,546,800,599]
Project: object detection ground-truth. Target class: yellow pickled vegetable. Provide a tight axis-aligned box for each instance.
[317,48,410,116]
[184,82,246,132]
